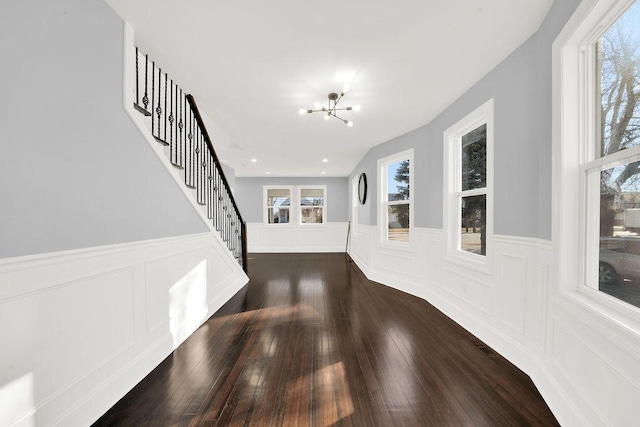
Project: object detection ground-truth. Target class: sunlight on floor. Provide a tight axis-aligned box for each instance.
[169,259,208,348]
[0,372,34,427]
[298,362,354,426]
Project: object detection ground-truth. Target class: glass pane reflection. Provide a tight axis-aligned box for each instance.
[388,204,409,242]
[599,162,640,308]
[268,207,289,224]
[460,195,486,255]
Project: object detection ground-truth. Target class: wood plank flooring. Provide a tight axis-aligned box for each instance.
[93,253,559,426]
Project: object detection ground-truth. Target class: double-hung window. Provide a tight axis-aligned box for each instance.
[562,0,640,308]
[444,99,494,267]
[265,187,291,224]
[379,149,413,243]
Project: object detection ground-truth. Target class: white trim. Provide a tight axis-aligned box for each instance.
[377,148,414,247]
[298,184,327,225]
[263,185,294,225]
[443,98,494,274]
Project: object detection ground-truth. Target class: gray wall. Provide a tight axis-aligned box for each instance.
[0,0,208,258]
[234,177,349,223]
[349,0,581,240]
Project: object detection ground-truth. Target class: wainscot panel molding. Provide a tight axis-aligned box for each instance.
[348,225,584,426]
[247,222,349,253]
[0,233,248,427]
[543,292,640,426]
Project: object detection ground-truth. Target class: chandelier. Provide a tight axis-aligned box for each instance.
[299,85,361,127]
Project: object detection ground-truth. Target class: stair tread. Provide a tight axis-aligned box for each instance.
[154,136,170,146]
[133,103,152,116]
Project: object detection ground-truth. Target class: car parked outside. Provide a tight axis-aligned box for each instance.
[599,237,640,285]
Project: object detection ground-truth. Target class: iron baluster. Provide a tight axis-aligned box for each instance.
[187,108,192,186]
[156,67,162,138]
[201,136,206,204]
[143,54,149,110]
[194,122,199,194]
[169,80,174,161]
[151,61,155,133]
[178,89,183,168]
[164,72,168,142]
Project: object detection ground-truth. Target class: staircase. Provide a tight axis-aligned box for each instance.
[132,47,247,271]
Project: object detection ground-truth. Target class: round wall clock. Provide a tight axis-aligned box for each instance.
[358,173,367,205]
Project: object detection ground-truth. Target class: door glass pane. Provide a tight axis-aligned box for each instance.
[599,162,640,307]
[267,207,289,224]
[460,195,486,255]
[597,0,640,158]
[301,207,323,224]
[387,160,410,201]
[388,204,409,242]
[461,124,487,191]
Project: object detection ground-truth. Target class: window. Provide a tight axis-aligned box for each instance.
[265,187,291,224]
[577,0,640,307]
[444,99,493,267]
[379,149,413,243]
[299,186,326,224]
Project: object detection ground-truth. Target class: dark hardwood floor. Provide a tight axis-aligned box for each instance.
[94,253,559,426]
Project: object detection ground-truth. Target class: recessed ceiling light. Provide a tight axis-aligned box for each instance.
[321,171,326,175]
[266,171,271,175]
[251,158,257,163]
[322,158,328,163]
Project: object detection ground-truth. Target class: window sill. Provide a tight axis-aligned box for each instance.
[553,287,640,344]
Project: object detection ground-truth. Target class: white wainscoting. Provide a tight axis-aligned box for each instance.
[349,225,590,425]
[350,225,640,425]
[247,222,349,253]
[349,226,548,370]
[0,233,248,427]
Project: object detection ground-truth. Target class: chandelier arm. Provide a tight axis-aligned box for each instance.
[333,93,344,111]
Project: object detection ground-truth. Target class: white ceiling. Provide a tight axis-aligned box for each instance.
[105,0,553,177]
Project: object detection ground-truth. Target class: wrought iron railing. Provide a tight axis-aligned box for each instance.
[134,47,247,271]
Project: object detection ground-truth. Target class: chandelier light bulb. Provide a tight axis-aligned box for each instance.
[324,114,330,121]
[299,108,307,115]
[353,105,361,111]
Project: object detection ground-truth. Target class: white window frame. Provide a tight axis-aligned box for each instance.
[377,149,414,246]
[443,99,494,272]
[298,185,327,225]
[554,0,640,317]
[263,185,294,225]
